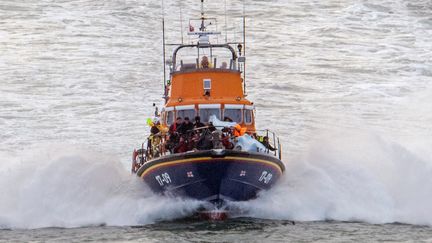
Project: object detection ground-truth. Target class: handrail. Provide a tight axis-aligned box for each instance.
[136,126,282,166]
[254,129,281,159]
[172,68,240,75]
[171,44,238,72]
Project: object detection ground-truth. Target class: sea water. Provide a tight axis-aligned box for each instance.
[1,0,431,241]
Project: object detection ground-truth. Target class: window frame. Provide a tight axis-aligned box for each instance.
[198,104,222,123]
[244,105,254,125]
[223,104,244,123]
[175,105,196,120]
[165,107,175,125]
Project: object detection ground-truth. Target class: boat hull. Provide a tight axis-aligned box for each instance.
[136,150,285,207]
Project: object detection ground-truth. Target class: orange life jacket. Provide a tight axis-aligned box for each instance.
[233,124,247,137]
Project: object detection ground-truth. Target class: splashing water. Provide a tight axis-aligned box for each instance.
[236,130,432,226]
[0,145,201,229]
[1,129,431,229]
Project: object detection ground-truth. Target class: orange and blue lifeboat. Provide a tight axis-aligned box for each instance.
[132,10,285,212]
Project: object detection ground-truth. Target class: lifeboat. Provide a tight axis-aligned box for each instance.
[132,0,285,218]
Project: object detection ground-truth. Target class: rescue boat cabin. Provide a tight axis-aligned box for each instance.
[160,17,255,132]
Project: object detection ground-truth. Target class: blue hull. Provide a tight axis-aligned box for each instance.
[136,150,285,207]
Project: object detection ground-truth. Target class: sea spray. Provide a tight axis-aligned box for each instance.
[2,134,430,228]
[0,145,201,229]
[233,130,432,225]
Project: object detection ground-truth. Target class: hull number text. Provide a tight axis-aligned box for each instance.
[155,172,171,186]
[259,171,273,184]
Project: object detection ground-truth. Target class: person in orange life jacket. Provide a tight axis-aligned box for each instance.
[261,136,276,151]
[233,124,247,137]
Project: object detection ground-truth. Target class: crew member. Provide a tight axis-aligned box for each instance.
[261,136,276,151]
[194,116,205,129]
[169,117,182,134]
[167,117,183,153]
[223,116,233,122]
[233,124,246,137]
[177,117,194,136]
[220,61,228,69]
[201,56,210,69]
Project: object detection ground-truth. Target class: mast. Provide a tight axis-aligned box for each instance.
[200,0,205,31]
[242,0,246,95]
[179,1,184,44]
[224,0,228,43]
[162,0,167,102]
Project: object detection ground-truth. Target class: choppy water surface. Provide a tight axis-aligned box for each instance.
[2,219,432,242]
[1,0,431,241]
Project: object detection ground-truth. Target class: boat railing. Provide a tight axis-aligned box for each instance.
[172,44,237,69]
[134,126,282,169]
[177,58,239,72]
[254,129,282,160]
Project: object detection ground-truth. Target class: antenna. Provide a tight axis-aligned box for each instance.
[200,0,205,31]
[242,0,247,95]
[224,0,228,43]
[179,1,184,44]
[161,0,167,102]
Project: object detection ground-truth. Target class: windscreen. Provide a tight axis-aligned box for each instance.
[175,46,234,71]
[177,109,195,120]
[224,109,242,123]
[199,108,221,123]
[244,110,253,124]
[166,111,174,125]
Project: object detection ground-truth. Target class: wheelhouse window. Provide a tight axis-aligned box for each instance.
[224,105,243,123]
[244,109,253,124]
[166,111,174,125]
[198,104,221,123]
[199,109,221,123]
[177,109,195,120]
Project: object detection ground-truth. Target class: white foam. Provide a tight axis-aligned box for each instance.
[0,145,201,229]
[235,130,432,225]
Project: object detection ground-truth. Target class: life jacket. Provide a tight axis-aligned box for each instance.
[257,135,264,142]
[240,127,247,136]
[233,124,246,137]
[157,124,169,134]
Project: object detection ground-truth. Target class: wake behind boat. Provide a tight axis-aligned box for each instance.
[132,0,285,219]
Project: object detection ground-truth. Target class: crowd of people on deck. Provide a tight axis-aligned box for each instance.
[166,116,223,154]
[145,115,276,159]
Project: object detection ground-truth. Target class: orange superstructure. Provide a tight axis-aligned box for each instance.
[159,33,256,132]
[168,70,245,104]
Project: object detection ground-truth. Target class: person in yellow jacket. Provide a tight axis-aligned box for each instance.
[200,56,213,69]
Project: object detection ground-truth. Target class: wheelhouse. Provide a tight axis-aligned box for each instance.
[159,8,254,131]
[162,104,255,131]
